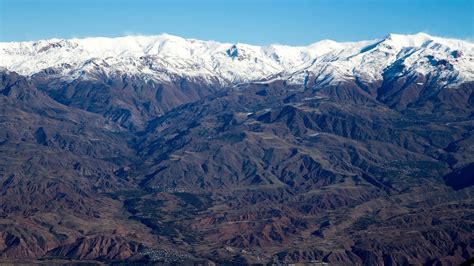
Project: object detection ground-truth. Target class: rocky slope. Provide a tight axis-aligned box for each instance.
[1,32,473,130]
[0,33,473,264]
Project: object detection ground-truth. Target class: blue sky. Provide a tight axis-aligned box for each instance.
[0,0,472,45]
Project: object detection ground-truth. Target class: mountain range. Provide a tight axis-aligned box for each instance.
[0,33,473,265]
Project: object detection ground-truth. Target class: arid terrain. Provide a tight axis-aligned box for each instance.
[0,33,473,265]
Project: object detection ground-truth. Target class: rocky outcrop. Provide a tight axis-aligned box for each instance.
[44,236,140,261]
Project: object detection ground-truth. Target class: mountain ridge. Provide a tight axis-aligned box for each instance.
[0,32,473,264]
[1,32,473,86]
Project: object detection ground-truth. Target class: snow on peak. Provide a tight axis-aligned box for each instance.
[0,33,473,85]
[377,32,473,52]
[383,33,433,47]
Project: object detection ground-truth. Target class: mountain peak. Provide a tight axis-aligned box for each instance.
[0,33,473,85]
[381,32,434,48]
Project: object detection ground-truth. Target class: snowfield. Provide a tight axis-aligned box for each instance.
[1,32,473,86]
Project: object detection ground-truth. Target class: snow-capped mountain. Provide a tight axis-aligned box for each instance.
[1,33,473,87]
[2,32,474,265]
